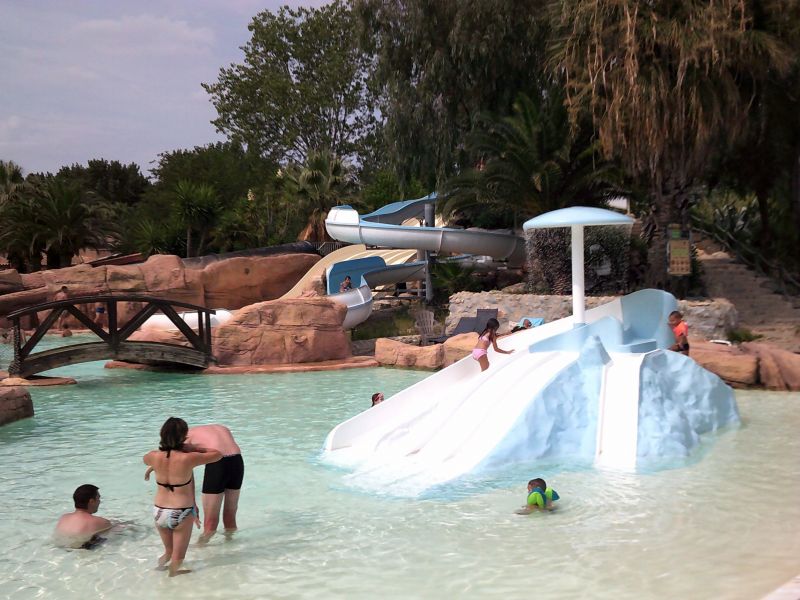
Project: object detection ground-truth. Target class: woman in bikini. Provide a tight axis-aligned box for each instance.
[471,318,514,372]
[143,417,222,576]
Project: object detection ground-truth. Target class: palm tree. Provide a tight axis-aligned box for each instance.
[549,0,794,288]
[32,178,120,268]
[173,180,221,257]
[0,160,25,205]
[0,177,118,270]
[283,149,353,242]
[0,195,44,272]
[442,91,622,228]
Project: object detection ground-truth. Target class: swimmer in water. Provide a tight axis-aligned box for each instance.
[516,477,560,514]
[53,484,112,549]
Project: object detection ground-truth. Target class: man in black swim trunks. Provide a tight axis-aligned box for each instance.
[184,424,244,543]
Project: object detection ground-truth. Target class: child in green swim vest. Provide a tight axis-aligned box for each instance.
[523,477,559,513]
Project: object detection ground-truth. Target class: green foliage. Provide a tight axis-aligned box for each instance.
[281,149,354,241]
[0,160,25,205]
[431,261,482,304]
[172,181,221,258]
[0,176,119,270]
[55,159,150,206]
[359,170,426,213]
[442,91,622,228]
[358,0,548,187]
[204,1,376,164]
[128,218,185,257]
[149,142,273,208]
[726,328,763,344]
[549,0,796,288]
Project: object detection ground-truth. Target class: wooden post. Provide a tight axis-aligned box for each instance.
[204,311,212,361]
[9,317,22,376]
[108,298,118,350]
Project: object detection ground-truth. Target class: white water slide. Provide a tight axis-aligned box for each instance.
[322,289,715,495]
[323,194,526,328]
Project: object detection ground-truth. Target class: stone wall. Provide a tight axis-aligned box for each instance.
[0,386,33,426]
[447,292,737,340]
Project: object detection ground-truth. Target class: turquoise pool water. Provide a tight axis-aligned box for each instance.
[1,340,799,599]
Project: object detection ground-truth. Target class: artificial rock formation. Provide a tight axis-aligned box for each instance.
[0,386,33,426]
[689,341,759,388]
[129,297,350,367]
[0,252,320,329]
[443,333,479,367]
[447,292,737,340]
[375,338,444,369]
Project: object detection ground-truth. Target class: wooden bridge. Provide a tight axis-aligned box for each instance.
[6,295,215,378]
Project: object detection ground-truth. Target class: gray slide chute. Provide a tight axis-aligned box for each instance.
[326,194,526,265]
[324,194,526,328]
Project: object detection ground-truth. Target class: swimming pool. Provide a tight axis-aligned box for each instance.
[0,348,798,599]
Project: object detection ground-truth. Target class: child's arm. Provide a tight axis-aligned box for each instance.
[144,466,154,481]
[492,338,514,354]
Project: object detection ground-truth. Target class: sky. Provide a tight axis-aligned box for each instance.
[0,0,326,177]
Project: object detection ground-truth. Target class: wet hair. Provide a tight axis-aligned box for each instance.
[371,392,383,406]
[528,478,547,490]
[480,318,500,338]
[159,417,188,456]
[73,484,99,509]
[522,319,531,327]
[60,285,68,292]
[669,310,683,320]
[344,275,351,280]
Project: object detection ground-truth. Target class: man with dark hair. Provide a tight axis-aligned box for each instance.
[54,484,112,548]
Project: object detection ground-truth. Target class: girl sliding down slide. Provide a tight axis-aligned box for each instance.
[471,318,514,372]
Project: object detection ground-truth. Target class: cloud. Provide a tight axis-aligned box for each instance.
[72,14,215,58]
[0,1,328,173]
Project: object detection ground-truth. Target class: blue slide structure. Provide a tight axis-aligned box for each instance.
[325,193,526,328]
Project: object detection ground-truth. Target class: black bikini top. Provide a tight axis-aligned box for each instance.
[156,476,192,492]
[156,448,192,491]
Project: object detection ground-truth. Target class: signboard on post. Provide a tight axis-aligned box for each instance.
[667,224,691,276]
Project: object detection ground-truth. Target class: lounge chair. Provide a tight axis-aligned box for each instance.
[428,308,499,344]
[414,309,444,346]
[474,308,499,333]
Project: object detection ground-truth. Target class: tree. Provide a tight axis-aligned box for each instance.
[282,149,354,242]
[0,160,25,205]
[56,159,150,206]
[204,1,376,164]
[549,0,794,289]
[0,177,119,270]
[0,194,44,272]
[33,178,120,269]
[149,142,273,208]
[357,0,548,188]
[360,169,426,213]
[172,181,221,258]
[442,92,622,229]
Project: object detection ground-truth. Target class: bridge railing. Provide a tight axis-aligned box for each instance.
[6,295,216,377]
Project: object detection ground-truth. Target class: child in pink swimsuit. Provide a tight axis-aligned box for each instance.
[472,318,514,371]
